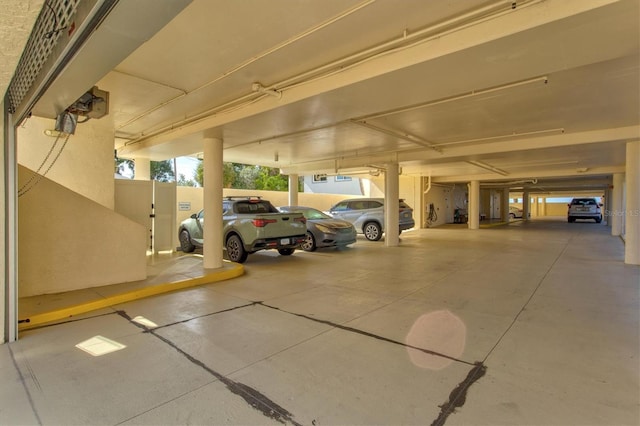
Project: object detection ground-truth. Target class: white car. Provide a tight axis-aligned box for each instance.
[567,198,602,223]
[509,205,523,219]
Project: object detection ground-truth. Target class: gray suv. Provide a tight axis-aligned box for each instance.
[329,198,415,241]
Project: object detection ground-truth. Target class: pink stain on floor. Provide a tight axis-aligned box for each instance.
[405,310,467,370]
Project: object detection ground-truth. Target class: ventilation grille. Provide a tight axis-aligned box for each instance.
[6,0,80,114]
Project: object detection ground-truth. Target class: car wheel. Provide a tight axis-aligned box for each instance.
[363,222,382,241]
[568,216,575,223]
[596,216,602,223]
[509,213,515,220]
[179,229,196,253]
[278,248,295,256]
[226,234,248,263]
[301,231,316,252]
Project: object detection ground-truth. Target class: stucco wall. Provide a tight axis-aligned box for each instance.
[18,166,147,297]
[17,115,115,209]
[176,175,424,232]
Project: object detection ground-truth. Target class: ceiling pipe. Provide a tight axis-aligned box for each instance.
[117,0,376,131]
[424,175,432,195]
[480,179,538,187]
[121,0,544,145]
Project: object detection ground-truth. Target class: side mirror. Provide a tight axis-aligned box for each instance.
[190,213,197,219]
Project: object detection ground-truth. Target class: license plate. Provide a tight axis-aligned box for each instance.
[280,238,290,245]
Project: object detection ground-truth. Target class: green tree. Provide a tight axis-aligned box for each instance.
[115,158,134,177]
[151,160,175,182]
[256,167,288,190]
[177,173,197,187]
[237,165,260,189]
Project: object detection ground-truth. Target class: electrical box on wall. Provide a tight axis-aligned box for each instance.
[68,86,109,119]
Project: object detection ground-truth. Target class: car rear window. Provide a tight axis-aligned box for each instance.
[571,199,597,206]
[234,201,278,214]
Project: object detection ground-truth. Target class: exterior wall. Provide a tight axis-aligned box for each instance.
[424,186,453,227]
[18,166,147,297]
[17,115,115,209]
[303,175,363,195]
[175,175,423,232]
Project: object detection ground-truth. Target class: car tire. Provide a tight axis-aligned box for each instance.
[363,222,382,241]
[278,248,295,256]
[509,213,515,220]
[226,234,248,263]
[568,216,575,223]
[301,231,316,252]
[179,229,196,253]
[596,216,602,223]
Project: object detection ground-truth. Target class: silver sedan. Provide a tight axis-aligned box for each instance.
[278,206,357,252]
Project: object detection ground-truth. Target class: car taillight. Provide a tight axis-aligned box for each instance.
[294,217,307,224]
[252,218,277,227]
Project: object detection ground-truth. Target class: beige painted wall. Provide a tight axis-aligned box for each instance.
[18,166,147,297]
[175,176,423,232]
[17,115,116,209]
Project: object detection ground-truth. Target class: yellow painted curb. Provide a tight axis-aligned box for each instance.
[19,262,244,331]
[479,218,524,228]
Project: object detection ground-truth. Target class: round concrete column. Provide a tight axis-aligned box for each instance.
[385,163,400,247]
[523,191,530,221]
[501,188,509,221]
[288,174,299,206]
[203,136,224,269]
[468,180,480,230]
[625,141,639,265]
[134,158,150,180]
[611,173,624,236]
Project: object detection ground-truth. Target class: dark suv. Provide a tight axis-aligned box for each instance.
[328,198,415,241]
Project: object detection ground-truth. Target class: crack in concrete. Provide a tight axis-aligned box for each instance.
[115,310,302,426]
[259,301,477,367]
[431,362,487,426]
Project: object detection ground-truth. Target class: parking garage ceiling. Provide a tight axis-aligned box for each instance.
[20,0,640,192]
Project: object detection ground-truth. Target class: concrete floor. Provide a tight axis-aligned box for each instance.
[2,218,638,425]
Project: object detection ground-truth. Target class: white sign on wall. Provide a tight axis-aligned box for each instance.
[178,202,191,211]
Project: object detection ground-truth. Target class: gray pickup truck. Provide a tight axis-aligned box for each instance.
[178,196,307,263]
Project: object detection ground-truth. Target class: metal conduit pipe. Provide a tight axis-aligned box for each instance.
[118,0,376,131]
[480,179,538,187]
[122,0,542,146]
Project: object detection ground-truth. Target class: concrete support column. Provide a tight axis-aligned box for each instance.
[523,191,530,221]
[384,163,400,247]
[541,197,547,217]
[611,173,624,236]
[203,136,223,269]
[625,141,639,265]
[288,174,299,206]
[501,188,509,221]
[468,180,480,230]
[134,158,151,180]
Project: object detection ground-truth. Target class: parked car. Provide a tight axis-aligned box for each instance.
[509,205,523,219]
[278,206,357,251]
[178,196,307,263]
[328,198,415,241]
[567,197,602,223]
